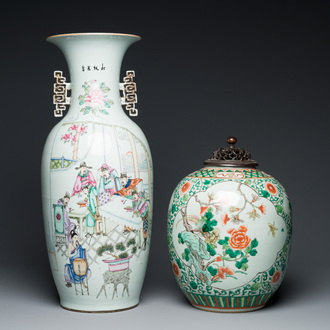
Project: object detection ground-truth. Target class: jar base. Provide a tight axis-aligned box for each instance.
[191,303,266,313]
[60,303,139,313]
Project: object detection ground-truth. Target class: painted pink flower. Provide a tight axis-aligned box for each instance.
[72,134,76,143]
[70,125,78,131]
[84,88,105,107]
[80,125,87,133]
[62,133,71,141]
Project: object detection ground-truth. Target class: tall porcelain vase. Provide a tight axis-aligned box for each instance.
[41,33,153,312]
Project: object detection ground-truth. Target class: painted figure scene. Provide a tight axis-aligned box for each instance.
[47,124,152,299]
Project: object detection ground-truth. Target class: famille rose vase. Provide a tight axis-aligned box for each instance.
[167,137,292,312]
[41,33,153,312]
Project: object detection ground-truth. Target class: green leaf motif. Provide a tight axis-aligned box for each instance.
[207,244,216,256]
[245,246,251,254]
[178,233,184,244]
[261,190,270,198]
[190,281,198,290]
[207,266,218,276]
[99,109,109,115]
[269,267,275,276]
[251,238,259,248]
[202,219,217,233]
[276,204,283,213]
[83,107,92,115]
[218,237,230,245]
[241,257,248,264]
[235,261,242,269]
[250,283,260,291]
[241,263,248,271]
[171,204,178,214]
[249,249,258,256]
[235,250,241,257]
[176,258,183,269]
[226,248,236,258]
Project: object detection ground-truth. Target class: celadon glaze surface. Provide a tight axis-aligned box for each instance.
[167,167,291,312]
[41,33,153,312]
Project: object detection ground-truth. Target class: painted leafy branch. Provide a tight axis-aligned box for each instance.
[61,124,88,146]
[178,205,259,286]
[221,183,267,225]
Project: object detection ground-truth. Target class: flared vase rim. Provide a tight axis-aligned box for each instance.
[46,32,141,40]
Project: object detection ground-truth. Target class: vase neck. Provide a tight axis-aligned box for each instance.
[47,33,140,122]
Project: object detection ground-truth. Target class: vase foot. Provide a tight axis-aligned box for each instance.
[191,303,266,313]
[60,303,139,313]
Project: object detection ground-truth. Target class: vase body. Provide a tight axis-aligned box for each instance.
[41,33,153,312]
[168,166,292,312]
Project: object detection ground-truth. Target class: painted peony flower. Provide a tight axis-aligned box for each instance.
[227,225,251,250]
[84,87,106,107]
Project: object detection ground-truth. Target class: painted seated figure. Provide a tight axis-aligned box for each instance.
[64,230,91,288]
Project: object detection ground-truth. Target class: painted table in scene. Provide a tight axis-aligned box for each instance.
[68,194,143,238]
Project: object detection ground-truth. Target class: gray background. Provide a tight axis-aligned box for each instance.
[1,1,329,329]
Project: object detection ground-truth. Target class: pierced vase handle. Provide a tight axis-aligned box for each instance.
[119,70,138,116]
[53,71,71,117]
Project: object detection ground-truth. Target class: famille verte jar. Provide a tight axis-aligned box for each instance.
[41,33,153,312]
[167,137,292,312]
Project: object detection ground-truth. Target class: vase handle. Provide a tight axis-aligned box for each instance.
[53,71,71,117]
[119,70,138,116]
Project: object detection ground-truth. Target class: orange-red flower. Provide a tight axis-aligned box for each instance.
[222,213,230,225]
[266,183,278,196]
[180,181,192,195]
[227,225,251,250]
[212,267,235,281]
[271,270,281,284]
[258,204,266,214]
[200,206,208,215]
[215,256,222,262]
[172,262,180,276]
